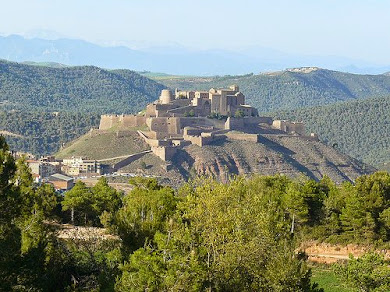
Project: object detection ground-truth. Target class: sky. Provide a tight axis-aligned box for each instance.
[1,0,390,64]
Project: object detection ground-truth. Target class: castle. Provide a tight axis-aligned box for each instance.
[99,86,312,161]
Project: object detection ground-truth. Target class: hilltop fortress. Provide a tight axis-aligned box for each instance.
[99,86,314,161]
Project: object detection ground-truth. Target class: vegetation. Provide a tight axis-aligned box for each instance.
[157,69,390,112]
[0,59,165,113]
[0,110,100,155]
[55,128,149,159]
[310,265,353,292]
[1,132,390,290]
[335,253,390,291]
[273,96,390,168]
[1,61,390,168]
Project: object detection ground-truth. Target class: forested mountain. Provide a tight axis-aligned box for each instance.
[273,95,390,168]
[0,59,165,113]
[0,111,100,155]
[157,68,390,112]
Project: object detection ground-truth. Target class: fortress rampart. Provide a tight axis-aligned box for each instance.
[98,86,313,162]
[99,115,146,130]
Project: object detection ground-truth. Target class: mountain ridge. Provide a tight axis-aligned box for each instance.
[2,34,390,75]
[0,59,166,113]
[157,68,390,112]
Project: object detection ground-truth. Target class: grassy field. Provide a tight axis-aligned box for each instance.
[56,129,150,160]
[311,265,353,292]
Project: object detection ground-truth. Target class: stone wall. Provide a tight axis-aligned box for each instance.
[120,115,146,128]
[99,115,120,130]
[146,117,181,138]
[183,132,215,147]
[243,116,273,125]
[225,117,245,130]
[151,146,177,161]
[99,115,146,130]
[273,120,306,135]
[226,132,260,143]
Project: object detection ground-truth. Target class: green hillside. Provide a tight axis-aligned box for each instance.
[155,68,390,112]
[0,59,165,113]
[55,129,149,160]
[273,96,390,168]
[0,111,100,155]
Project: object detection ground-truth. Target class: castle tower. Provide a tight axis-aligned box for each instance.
[229,84,239,92]
[160,89,173,104]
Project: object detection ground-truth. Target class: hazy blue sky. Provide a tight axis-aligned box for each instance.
[1,0,389,63]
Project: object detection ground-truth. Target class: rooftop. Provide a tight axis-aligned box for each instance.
[48,173,74,182]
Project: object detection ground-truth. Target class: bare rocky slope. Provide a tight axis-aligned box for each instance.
[172,135,373,184]
[58,129,374,186]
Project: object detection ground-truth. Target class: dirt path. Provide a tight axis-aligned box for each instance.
[96,150,151,162]
[302,241,390,264]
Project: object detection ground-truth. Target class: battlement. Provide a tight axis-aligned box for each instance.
[99,114,146,130]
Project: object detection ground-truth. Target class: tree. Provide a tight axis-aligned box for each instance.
[340,172,390,241]
[0,136,20,290]
[116,176,322,291]
[91,177,122,227]
[62,181,94,225]
[115,178,177,252]
[335,252,390,291]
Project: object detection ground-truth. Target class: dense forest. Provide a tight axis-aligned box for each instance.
[273,96,390,168]
[0,59,165,113]
[0,111,100,155]
[156,68,390,112]
[1,135,389,291]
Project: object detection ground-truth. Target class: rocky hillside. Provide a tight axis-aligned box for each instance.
[58,129,374,185]
[172,135,373,184]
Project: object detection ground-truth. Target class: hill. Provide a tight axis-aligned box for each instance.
[273,96,390,168]
[156,68,390,112]
[55,129,149,160]
[0,111,100,155]
[57,128,374,185]
[0,59,165,113]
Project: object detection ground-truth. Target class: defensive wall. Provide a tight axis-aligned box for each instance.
[99,115,146,130]
[272,120,305,136]
[97,88,313,163]
[226,132,260,143]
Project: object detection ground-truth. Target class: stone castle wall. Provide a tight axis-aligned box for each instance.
[226,132,260,143]
[99,115,119,130]
[151,146,177,161]
[273,120,306,135]
[99,115,146,130]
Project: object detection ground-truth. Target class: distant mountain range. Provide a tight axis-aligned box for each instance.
[1,34,390,75]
